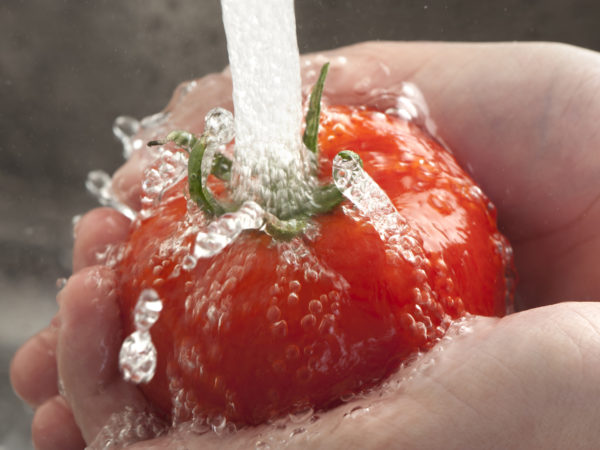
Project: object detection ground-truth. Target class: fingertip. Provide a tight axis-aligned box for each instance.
[32,396,86,450]
[10,326,59,408]
[72,208,131,272]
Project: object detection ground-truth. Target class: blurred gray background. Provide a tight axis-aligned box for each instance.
[1,0,599,448]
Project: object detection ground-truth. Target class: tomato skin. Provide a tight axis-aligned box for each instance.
[117,106,514,426]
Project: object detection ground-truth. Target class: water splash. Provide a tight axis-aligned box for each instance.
[332,153,406,241]
[113,116,142,160]
[119,289,163,384]
[190,201,265,261]
[87,406,167,450]
[86,170,136,220]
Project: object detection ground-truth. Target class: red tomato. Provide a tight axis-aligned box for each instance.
[117,105,514,426]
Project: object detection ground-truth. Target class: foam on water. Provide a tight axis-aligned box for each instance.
[221,0,315,217]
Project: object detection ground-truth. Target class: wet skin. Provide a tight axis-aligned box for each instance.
[10,42,600,449]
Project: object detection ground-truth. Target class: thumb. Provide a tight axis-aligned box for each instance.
[57,266,165,445]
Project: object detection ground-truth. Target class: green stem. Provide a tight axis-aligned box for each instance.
[147,63,359,241]
[303,62,329,154]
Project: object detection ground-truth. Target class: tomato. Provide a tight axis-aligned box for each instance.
[117,104,514,427]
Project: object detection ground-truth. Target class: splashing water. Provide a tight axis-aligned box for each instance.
[113,116,142,159]
[221,0,316,217]
[332,153,407,242]
[119,289,163,384]
[189,201,265,262]
[86,170,136,220]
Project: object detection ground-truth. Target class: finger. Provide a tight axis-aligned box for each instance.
[32,396,86,450]
[57,266,150,443]
[10,320,60,408]
[72,207,131,272]
[206,303,599,450]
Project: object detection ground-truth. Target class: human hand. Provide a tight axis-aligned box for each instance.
[11,41,600,449]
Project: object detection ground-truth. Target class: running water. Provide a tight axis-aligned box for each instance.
[221,0,316,218]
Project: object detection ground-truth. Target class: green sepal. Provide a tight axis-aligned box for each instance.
[148,131,234,216]
[211,153,233,181]
[336,150,363,168]
[187,136,229,216]
[303,62,330,154]
[310,183,344,214]
[265,214,308,241]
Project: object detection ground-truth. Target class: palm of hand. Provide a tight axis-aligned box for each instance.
[11,42,600,449]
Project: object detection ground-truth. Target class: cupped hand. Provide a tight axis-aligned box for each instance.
[11,41,600,449]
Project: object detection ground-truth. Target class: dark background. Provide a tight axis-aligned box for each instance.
[1,0,598,448]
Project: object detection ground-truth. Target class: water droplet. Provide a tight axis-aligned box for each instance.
[266,305,281,322]
[271,320,288,337]
[319,314,335,334]
[332,153,404,242]
[72,214,82,238]
[193,201,265,259]
[300,314,317,331]
[56,277,67,290]
[113,116,141,159]
[204,107,235,144]
[86,170,136,220]
[287,292,299,305]
[289,406,313,424]
[119,331,157,384]
[119,290,163,384]
[289,280,301,293]
[134,289,163,330]
[285,344,300,360]
[208,414,227,435]
[308,299,323,314]
[182,254,198,271]
[340,392,356,402]
[290,427,306,437]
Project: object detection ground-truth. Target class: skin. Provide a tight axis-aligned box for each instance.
[10,41,600,449]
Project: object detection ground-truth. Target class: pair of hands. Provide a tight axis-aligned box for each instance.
[11,41,600,449]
